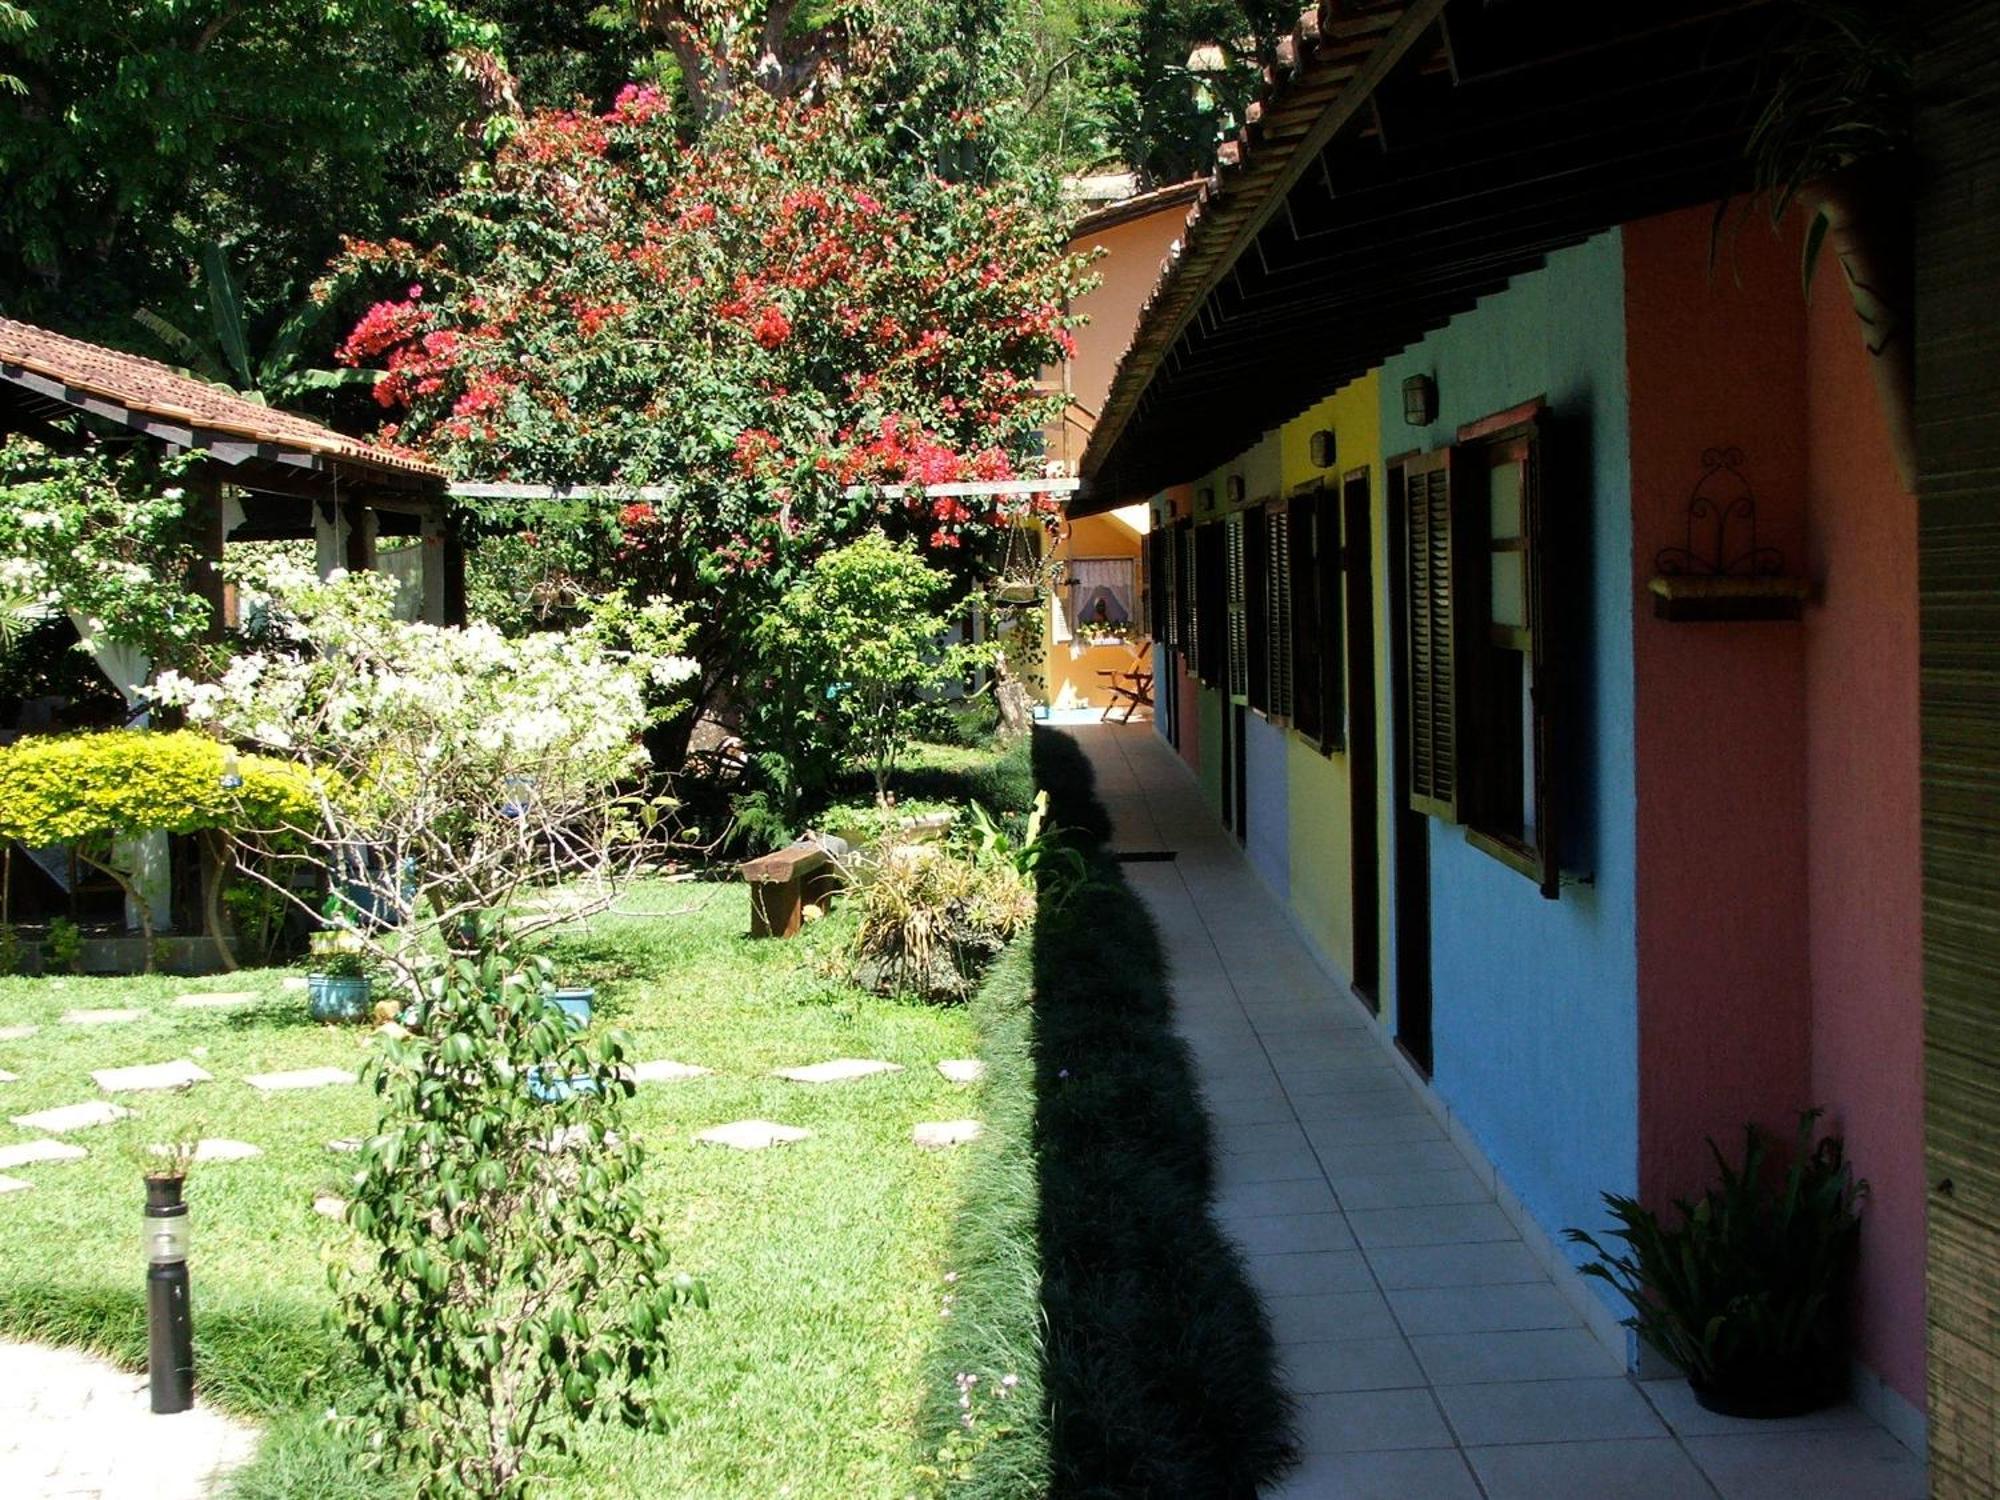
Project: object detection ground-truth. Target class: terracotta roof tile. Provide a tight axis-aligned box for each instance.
[0,318,443,481]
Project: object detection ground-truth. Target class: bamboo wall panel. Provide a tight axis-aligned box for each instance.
[1920,3,2000,1494]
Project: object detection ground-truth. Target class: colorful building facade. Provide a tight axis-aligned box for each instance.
[1085,6,1928,1454]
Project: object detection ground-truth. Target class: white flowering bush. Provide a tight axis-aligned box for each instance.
[152,562,694,986]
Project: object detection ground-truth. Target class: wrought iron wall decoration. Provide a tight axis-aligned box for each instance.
[1649,448,1809,621]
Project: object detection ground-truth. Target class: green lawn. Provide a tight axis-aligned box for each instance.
[0,881,982,1498]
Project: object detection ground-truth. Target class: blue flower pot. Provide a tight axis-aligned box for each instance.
[550,987,595,1029]
[307,973,373,1023]
[525,1067,601,1104]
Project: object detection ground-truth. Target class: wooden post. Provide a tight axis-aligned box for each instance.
[188,471,227,642]
[420,512,448,625]
[344,502,378,573]
[443,515,468,627]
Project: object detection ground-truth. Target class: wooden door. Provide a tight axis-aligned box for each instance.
[1344,469,1382,1007]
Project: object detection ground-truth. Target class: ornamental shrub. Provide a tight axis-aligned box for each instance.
[0,728,320,967]
[335,937,703,1498]
[752,531,988,813]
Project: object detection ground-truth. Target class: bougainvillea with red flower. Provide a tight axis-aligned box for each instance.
[323,76,1090,719]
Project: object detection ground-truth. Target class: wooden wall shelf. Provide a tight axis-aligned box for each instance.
[1649,575,1809,622]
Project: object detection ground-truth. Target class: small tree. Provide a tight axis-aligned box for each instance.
[338,937,704,1499]
[753,530,985,810]
[0,728,318,969]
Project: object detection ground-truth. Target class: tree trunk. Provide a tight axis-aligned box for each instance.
[200,830,239,973]
[1803,163,1916,495]
[993,652,1034,740]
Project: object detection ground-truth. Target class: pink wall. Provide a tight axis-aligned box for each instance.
[1627,207,1814,1212]
[1802,253,1925,1408]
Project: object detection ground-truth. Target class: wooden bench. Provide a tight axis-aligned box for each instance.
[738,841,844,938]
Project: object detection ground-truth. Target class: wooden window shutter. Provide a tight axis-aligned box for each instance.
[1401,449,1459,819]
[1195,519,1227,687]
[1317,486,1346,753]
[1225,510,1249,702]
[1266,502,1294,721]
[1245,506,1270,713]
[1176,521,1196,661]
[1145,530,1166,644]
[1288,492,1322,744]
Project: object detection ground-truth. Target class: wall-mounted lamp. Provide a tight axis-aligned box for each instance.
[1402,374,1438,427]
[1197,486,1215,514]
[1309,430,1337,469]
[1225,476,1245,506]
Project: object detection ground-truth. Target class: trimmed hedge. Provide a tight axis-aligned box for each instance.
[920,728,1296,1498]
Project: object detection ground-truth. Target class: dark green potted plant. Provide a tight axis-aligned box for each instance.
[1568,1111,1866,1419]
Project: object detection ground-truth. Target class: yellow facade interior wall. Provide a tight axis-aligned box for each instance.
[1279,374,1384,985]
[1044,506,1149,710]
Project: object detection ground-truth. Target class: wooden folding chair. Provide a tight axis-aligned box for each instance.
[1098,640,1155,723]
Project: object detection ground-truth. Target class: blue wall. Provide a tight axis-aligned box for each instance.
[1243,709,1291,901]
[1377,231,1640,1282]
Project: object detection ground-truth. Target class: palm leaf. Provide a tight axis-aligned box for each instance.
[132,309,228,384]
[202,241,254,390]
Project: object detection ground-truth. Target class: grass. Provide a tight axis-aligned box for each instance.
[0,784,1011,1496]
[919,728,1297,1498]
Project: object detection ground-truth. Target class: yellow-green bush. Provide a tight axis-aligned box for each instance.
[0,728,319,847]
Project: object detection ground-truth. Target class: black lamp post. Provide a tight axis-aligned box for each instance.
[145,1173,194,1414]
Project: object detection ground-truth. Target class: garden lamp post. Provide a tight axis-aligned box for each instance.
[144,1173,194,1413]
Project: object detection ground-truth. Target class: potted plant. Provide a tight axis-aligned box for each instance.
[548,985,595,1029]
[1568,1111,1865,1418]
[306,932,376,1023]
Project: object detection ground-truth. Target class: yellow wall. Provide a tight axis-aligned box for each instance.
[1279,374,1385,983]
[1044,506,1149,709]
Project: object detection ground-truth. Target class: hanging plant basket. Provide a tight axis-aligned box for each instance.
[992,581,1043,607]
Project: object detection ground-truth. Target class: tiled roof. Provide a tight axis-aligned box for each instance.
[0,318,443,481]
[1069,179,1208,240]
[1079,0,1439,485]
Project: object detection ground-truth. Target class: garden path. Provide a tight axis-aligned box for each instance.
[1061,722,1927,1500]
[0,1339,256,1499]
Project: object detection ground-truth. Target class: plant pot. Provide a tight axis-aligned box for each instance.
[550,987,595,1028]
[1801,162,1915,495]
[1689,1365,1848,1421]
[524,1066,601,1104]
[307,973,373,1023]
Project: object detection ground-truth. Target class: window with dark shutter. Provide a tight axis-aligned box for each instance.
[1458,406,1557,897]
[1245,505,1270,714]
[1225,510,1249,702]
[1195,519,1227,687]
[1266,501,1293,721]
[1288,489,1323,745]
[1176,520,1196,661]
[1144,531,1163,643]
[1317,484,1346,753]
[1400,448,1459,820]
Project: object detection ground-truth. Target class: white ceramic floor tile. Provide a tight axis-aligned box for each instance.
[1411,1328,1622,1386]
[1388,1281,1582,1337]
[1261,1288,1402,1343]
[1364,1240,1548,1290]
[1218,1176,1339,1219]
[1680,1429,1925,1500]
[1247,1251,1377,1300]
[1294,1388,1455,1453]
[1346,1202,1519,1249]
[1227,1212,1356,1257]
[1262,1448,1483,1500]
[1280,1337,1426,1394]
[1332,1166,1492,1210]
[1437,1378,1669,1447]
[1217,1144,1325,1187]
[1467,1438,1721,1500]
[1639,1379,1880,1439]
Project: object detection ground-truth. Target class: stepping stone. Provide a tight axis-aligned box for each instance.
[156,1139,262,1163]
[10,1101,132,1133]
[326,1138,364,1154]
[913,1120,984,1149]
[0,1139,87,1169]
[0,1070,18,1084]
[312,1193,347,1220]
[0,1176,28,1195]
[694,1120,812,1151]
[93,1059,213,1093]
[280,977,309,992]
[937,1059,986,1085]
[628,1059,713,1084]
[773,1058,904,1084]
[173,992,259,1010]
[61,1008,145,1026]
[245,1067,357,1092]
[0,1025,38,1041]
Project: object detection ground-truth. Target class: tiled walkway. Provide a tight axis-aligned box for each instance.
[1064,722,1927,1500]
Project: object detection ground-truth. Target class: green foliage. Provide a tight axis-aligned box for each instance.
[963,790,1091,911]
[42,916,79,974]
[1567,1111,1866,1406]
[337,937,703,1498]
[920,727,1296,1495]
[754,532,989,810]
[852,845,1033,1004]
[0,436,211,671]
[0,730,317,849]
[0,923,19,976]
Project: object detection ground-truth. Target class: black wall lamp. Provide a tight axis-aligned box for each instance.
[1309,429,1337,469]
[1402,374,1438,427]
